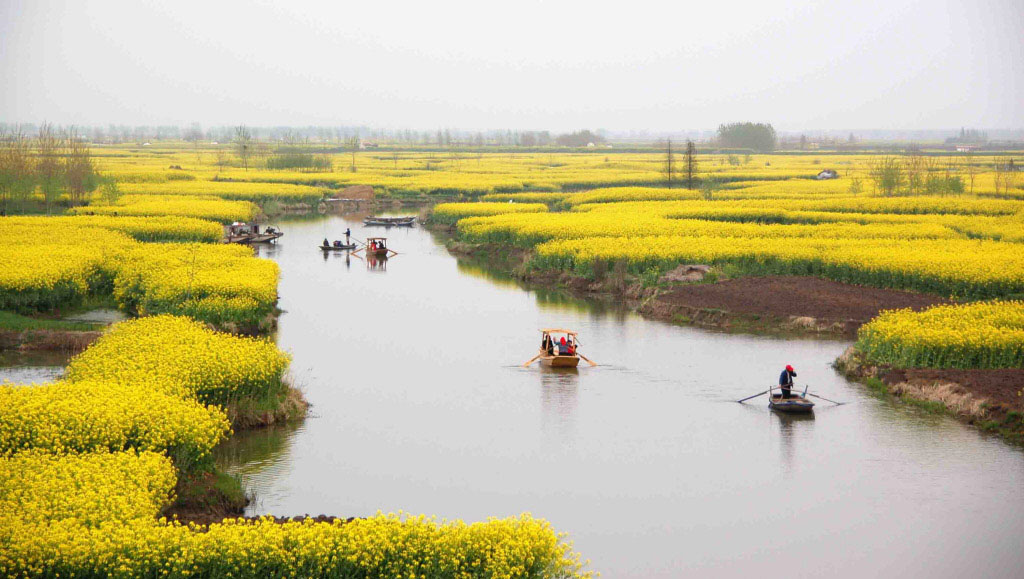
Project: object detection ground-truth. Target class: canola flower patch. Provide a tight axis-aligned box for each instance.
[2,215,222,243]
[535,235,1024,299]
[71,194,256,223]
[117,180,326,202]
[0,450,176,528]
[432,201,547,225]
[0,220,135,312]
[0,220,275,325]
[66,315,290,406]
[113,243,280,329]
[0,379,230,464]
[857,301,1024,369]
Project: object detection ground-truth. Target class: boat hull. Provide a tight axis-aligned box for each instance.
[540,354,580,368]
[320,244,356,251]
[226,232,283,244]
[769,395,814,413]
[366,249,389,257]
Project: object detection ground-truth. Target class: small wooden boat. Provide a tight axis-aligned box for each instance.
[364,216,415,227]
[768,384,815,413]
[538,329,581,368]
[224,222,283,244]
[363,237,391,258]
[319,243,357,251]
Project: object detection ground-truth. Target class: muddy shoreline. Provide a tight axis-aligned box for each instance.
[835,347,1024,443]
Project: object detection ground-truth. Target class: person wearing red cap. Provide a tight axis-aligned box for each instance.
[779,365,797,398]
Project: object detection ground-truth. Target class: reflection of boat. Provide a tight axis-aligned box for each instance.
[768,384,815,413]
[364,216,415,227]
[319,243,356,251]
[537,329,581,368]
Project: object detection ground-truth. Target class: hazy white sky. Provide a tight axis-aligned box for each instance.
[2,0,1022,131]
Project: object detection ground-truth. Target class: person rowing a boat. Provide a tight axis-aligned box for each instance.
[779,365,797,399]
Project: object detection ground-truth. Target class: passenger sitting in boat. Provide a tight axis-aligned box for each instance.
[779,365,797,399]
[333,240,342,247]
[558,336,568,355]
[323,238,330,247]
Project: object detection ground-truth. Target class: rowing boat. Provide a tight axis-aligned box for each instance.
[538,328,581,368]
[768,385,815,413]
[319,244,356,251]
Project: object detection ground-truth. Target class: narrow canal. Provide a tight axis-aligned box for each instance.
[223,212,1023,578]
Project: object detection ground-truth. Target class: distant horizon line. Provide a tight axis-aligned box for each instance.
[2,121,1024,140]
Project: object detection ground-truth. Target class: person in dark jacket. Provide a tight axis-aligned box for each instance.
[323,238,330,248]
[779,365,797,398]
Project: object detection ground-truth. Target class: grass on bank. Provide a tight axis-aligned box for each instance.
[0,310,103,332]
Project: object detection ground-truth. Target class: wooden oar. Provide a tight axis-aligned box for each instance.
[737,389,769,403]
[806,392,845,405]
[521,354,541,367]
[577,352,598,367]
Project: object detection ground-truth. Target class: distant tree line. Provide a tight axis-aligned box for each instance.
[945,127,988,145]
[0,123,100,214]
[717,122,777,152]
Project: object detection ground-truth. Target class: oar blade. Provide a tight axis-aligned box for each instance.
[521,354,540,367]
[737,389,769,403]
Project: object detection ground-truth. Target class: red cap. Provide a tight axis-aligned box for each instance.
[786,365,794,372]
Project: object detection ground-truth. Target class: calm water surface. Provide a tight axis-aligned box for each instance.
[218,213,1024,578]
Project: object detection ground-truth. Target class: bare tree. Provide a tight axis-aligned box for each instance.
[184,123,203,164]
[869,155,904,196]
[962,151,979,195]
[662,138,675,188]
[903,150,926,195]
[993,157,1017,196]
[0,126,35,213]
[214,149,229,172]
[36,123,64,214]
[683,140,698,189]
[63,127,99,206]
[346,134,359,172]
[234,125,253,171]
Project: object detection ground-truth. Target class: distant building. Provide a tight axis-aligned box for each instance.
[816,169,839,180]
[955,145,977,153]
[586,142,596,148]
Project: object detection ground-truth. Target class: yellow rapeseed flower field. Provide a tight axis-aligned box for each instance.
[857,301,1024,368]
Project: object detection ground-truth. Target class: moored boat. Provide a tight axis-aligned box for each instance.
[364,216,415,227]
[224,222,283,244]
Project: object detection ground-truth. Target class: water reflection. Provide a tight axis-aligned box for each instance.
[214,422,304,511]
[539,367,580,445]
[772,410,815,477]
